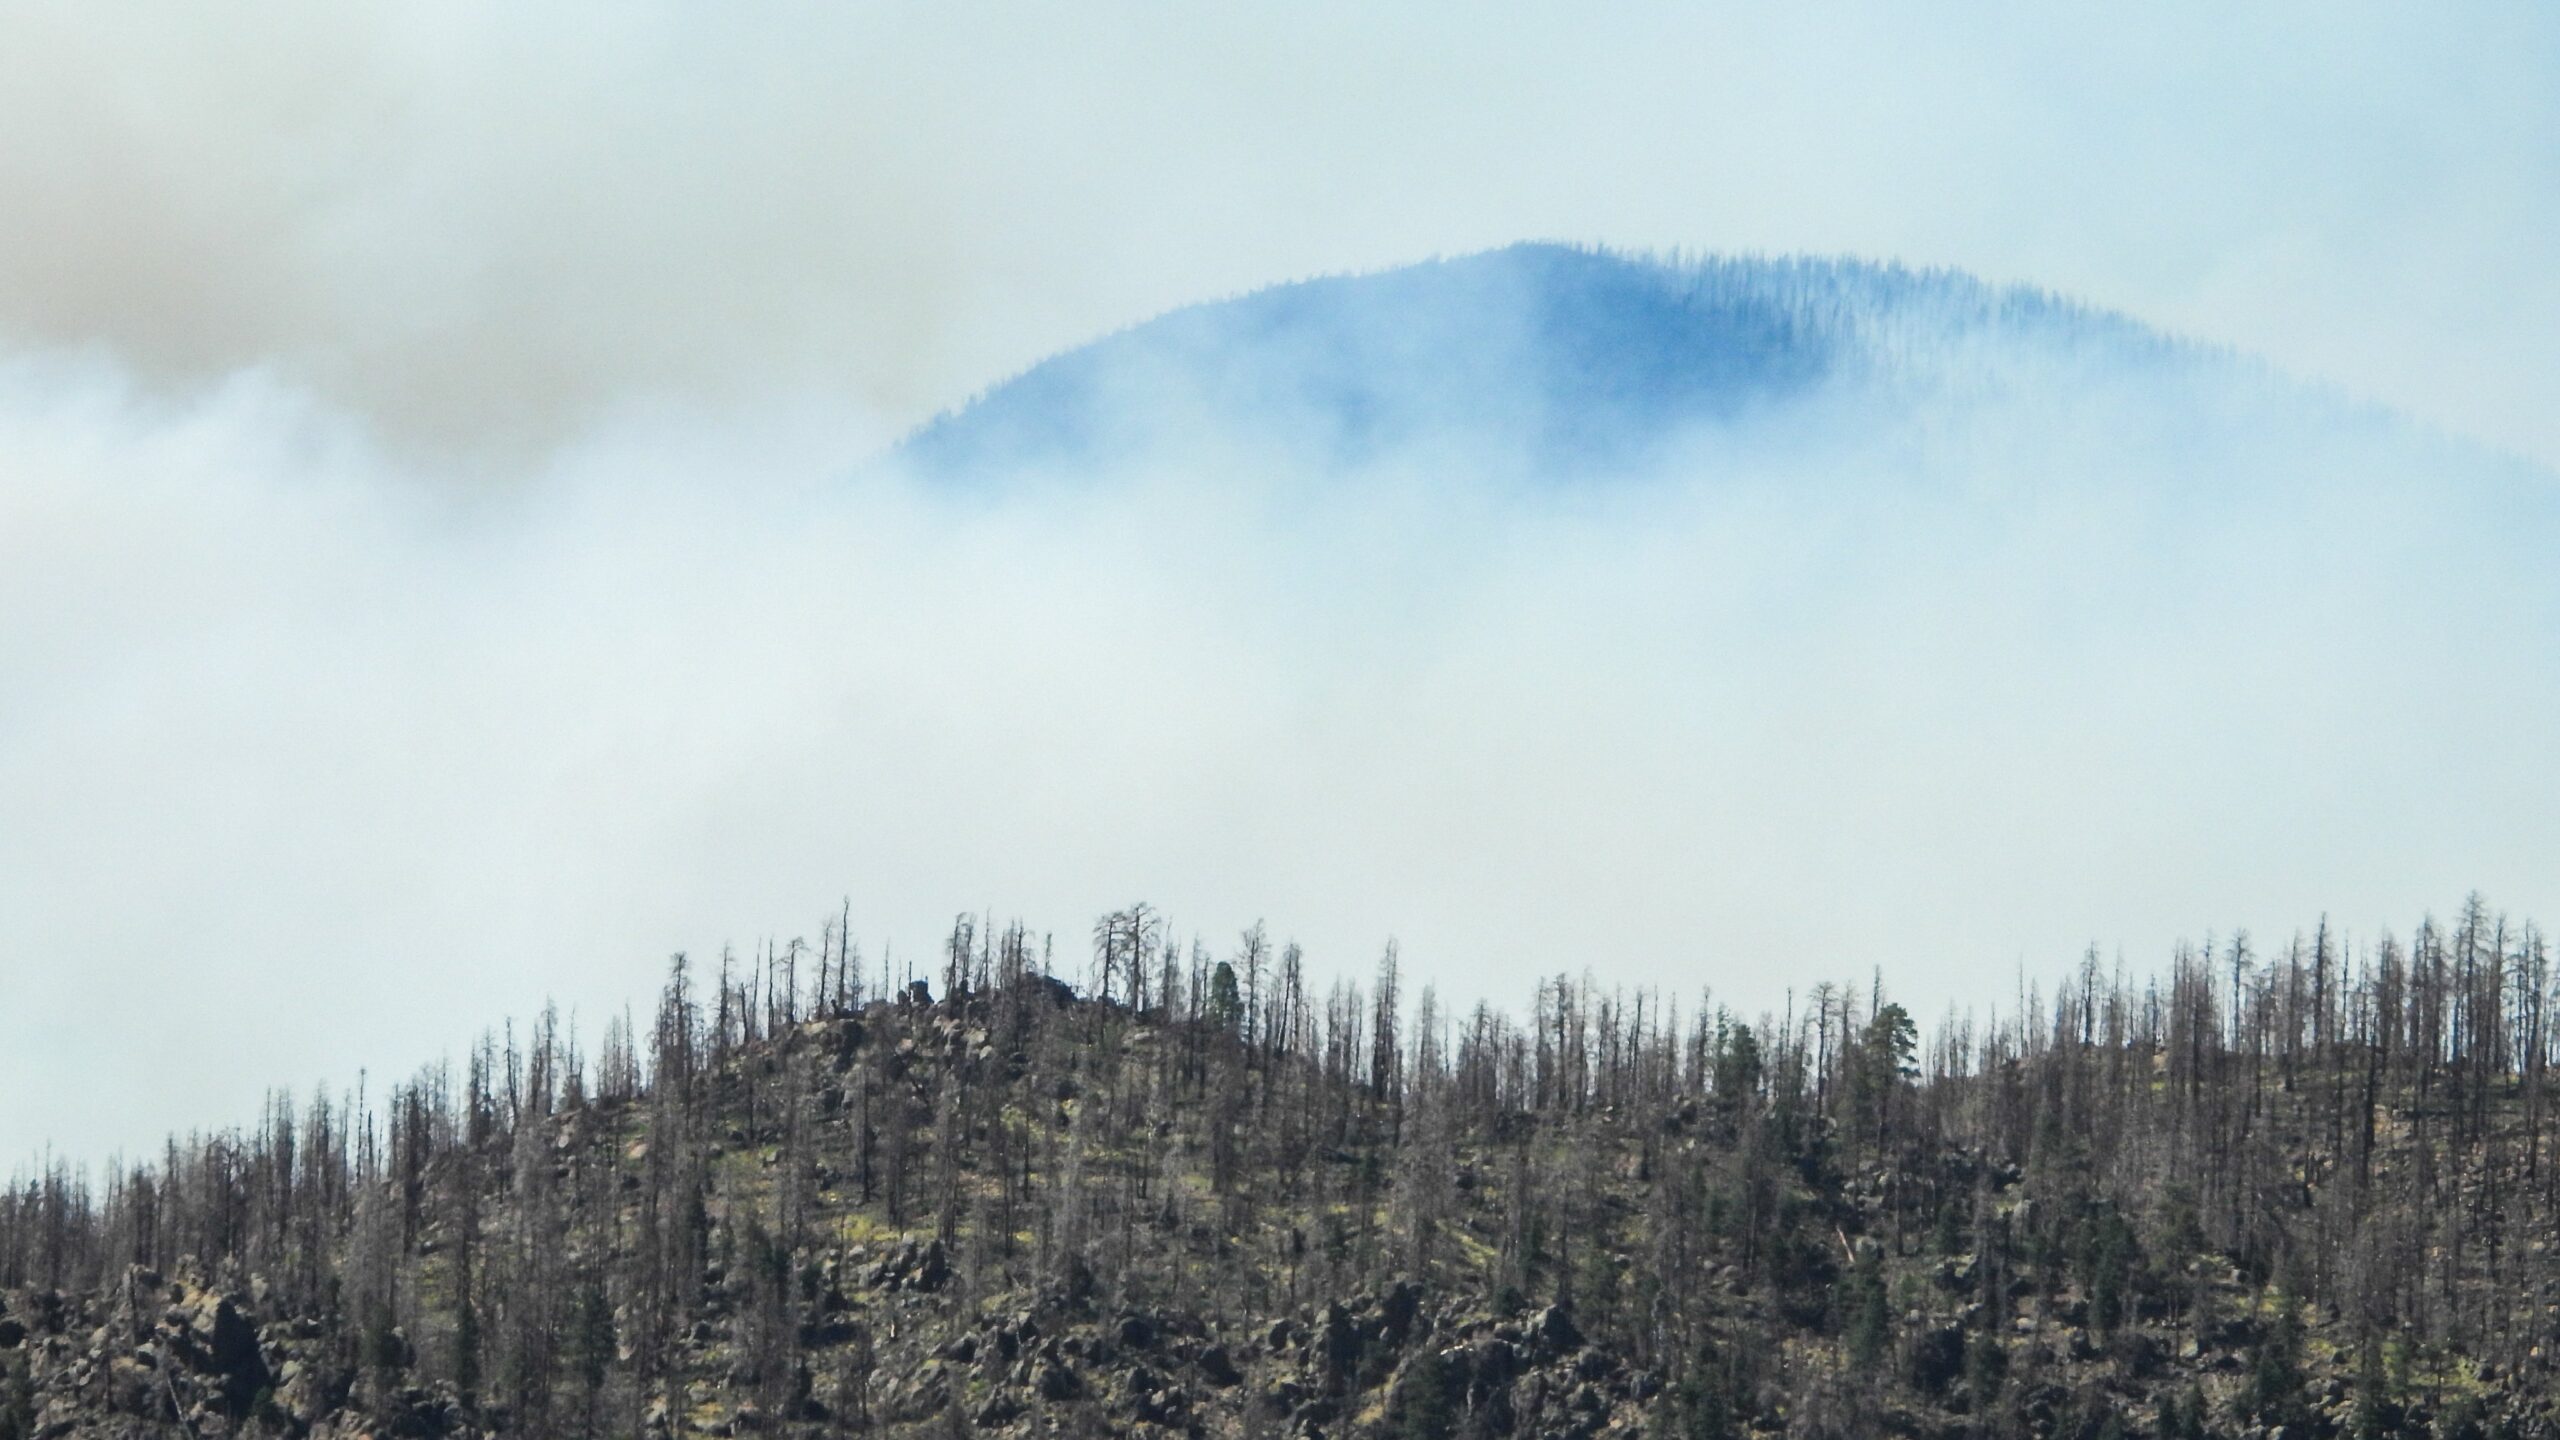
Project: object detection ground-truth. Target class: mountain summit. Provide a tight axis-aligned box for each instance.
[899,243,2180,480]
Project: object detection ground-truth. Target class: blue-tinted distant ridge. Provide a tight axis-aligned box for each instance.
[900,243,2193,480]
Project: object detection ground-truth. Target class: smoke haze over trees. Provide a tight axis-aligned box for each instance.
[9,246,2560,1158]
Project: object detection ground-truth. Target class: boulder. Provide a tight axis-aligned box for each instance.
[186,1294,272,1412]
[1533,1304,1583,1357]
[1036,1360,1083,1401]
[1196,1343,1243,1387]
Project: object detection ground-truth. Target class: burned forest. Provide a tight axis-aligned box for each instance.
[9,896,2560,1440]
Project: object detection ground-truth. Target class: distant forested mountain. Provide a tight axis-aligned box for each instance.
[11,899,2560,1438]
[900,243,2224,482]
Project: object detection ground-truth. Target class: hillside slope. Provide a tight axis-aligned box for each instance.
[11,903,2560,1438]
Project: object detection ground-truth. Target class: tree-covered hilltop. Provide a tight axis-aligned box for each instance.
[894,243,2224,484]
[7,897,2560,1439]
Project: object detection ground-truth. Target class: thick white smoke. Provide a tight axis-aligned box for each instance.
[4,0,2559,1162]
[6,316,2557,1162]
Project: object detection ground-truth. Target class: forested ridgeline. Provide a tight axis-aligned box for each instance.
[8,897,2560,1439]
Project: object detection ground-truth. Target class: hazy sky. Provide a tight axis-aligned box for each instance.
[3,3,2556,464]
[5,2,2559,1162]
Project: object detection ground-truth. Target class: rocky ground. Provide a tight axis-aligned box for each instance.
[5,1254,1667,1440]
[14,1241,2539,1440]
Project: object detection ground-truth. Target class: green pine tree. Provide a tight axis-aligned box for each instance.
[1387,1346,1454,1440]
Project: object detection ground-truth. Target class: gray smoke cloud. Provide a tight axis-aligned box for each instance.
[3,3,2558,1162]
[0,3,2553,461]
